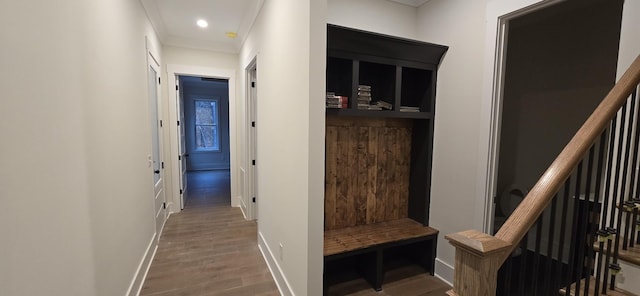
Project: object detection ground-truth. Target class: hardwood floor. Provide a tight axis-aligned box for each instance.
[326,265,451,296]
[140,170,450,295]
[140,170,279,296]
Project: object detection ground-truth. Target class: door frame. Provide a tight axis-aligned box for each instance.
[166,65,238,213]
[243,58,258,220]
[147,49,167,240]
[476,0,564,233]
[175,77,188,209]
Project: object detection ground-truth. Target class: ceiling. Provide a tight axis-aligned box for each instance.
[141,0,263,53]
[141,0,429,53]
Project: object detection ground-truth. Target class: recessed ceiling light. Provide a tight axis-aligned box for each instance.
[225,32,237,39]
[196,19,208,28]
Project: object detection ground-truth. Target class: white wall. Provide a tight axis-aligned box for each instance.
[416,0,490,282]
[161,46,239,212]
[238,0,326,294]
[77,0,162,295]
[327,0,418,39]
[0,1,95,295]
[1,0,163,295]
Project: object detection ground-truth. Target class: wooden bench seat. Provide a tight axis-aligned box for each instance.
[324,218,438,256]
[323,218,438,293]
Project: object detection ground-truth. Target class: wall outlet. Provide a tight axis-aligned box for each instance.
[279,243,284,261]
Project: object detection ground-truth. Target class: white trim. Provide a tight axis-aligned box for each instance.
[434,258,454,286]
[258,232,294,296]
[476,0,565,233]
[127,233,158,296]
[231,195,242,208]
[166,64,238,214]
[244,57,258,221]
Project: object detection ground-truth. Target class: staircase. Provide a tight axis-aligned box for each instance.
[446,55,640,296]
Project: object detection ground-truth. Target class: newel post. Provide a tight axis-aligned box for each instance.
[445,230,512,296]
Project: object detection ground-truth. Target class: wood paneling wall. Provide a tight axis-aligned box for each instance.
[325,116,412,230]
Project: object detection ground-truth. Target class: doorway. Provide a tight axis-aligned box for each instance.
[491,0,623,294]
[166,65,238,213]
[178,75,231,209]
[493,0,623,230]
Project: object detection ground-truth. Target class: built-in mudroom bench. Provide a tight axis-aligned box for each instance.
[323,25,448,294]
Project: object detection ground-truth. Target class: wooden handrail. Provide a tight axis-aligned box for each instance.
[494,54,640,261]
[446,54,640,296]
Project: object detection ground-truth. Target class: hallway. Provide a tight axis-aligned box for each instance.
[140,170,279,296]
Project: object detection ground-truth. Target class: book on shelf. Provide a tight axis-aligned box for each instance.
[326,92,348,109]
[372,101,392,110]
[399,106,420,112]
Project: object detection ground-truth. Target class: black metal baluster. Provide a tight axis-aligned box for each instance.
[610,102,628,228]
[627,89,640,200]
[602,227,616,293]
[567,163,583,294]
[602,114,618,232]
[532,216,543,295]
[518,234,528,295]
[502,256,513,296]
[594,229,608,295]
[557,179,571,293]
[631,206,638,247]
[591,132,608,296]
[623,201,635,250]
[578,147,596,295]
[543,194,558,295]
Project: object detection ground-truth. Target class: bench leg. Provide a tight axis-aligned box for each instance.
[357,250,383,291]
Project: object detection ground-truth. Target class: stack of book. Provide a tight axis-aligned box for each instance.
[400,106,420,112]
[326,92,348,109]
[357,85,372,109]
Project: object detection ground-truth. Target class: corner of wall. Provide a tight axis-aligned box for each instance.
[434,257,454,286]
[126,234,158,296]
[258,232,295,296]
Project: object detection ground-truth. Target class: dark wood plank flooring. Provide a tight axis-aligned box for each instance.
[140,170,279,296]
[327,264,451,296]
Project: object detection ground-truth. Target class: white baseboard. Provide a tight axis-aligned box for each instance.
[240,198,249,220]
[258,232,294,296]
[231,195,242,208]
[126,233,158,296]
[435,258,454,286]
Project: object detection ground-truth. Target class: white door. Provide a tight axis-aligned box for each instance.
[148,55,166,238]
[246,66,258,220]
[176,77,188,209]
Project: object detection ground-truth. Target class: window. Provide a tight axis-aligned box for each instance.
[195,99,220,151]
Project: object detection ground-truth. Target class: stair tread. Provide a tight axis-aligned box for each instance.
[559,277,635,296]
[594,242,640,266]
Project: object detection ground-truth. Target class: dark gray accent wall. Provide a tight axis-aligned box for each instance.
[496,0,624,200]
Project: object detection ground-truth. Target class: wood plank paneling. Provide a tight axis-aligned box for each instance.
[325,126,338,229]
[325,116,412,230]
[356,127,369,225]
[366,127,378,224]
[375,128,388,224]
[336,127,349,229]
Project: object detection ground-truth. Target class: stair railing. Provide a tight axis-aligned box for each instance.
[446,54,640,296]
